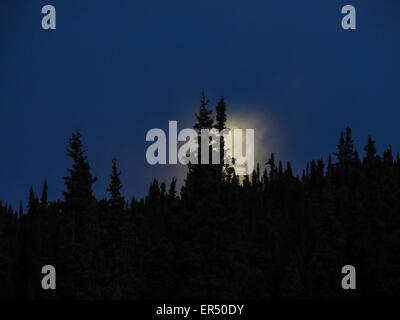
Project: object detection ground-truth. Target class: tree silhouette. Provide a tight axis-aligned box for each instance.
[1,96,400,299]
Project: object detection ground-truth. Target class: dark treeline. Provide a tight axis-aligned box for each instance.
[1,94,400,299]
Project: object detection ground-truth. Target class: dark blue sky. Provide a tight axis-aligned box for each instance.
[1,0,399,207]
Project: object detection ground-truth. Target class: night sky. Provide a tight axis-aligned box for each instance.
[1,0,399,207]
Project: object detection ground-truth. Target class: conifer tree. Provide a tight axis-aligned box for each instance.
[60,130,102,299]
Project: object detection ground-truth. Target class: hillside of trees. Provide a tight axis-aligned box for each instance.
[1,95,400,299]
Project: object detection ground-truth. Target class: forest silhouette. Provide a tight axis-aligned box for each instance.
[1,94,400,299]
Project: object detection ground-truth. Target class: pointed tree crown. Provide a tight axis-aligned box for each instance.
[194,90,213,131]
[63,130,97,203]
[215,96,227,131]
[107,158,123,201]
